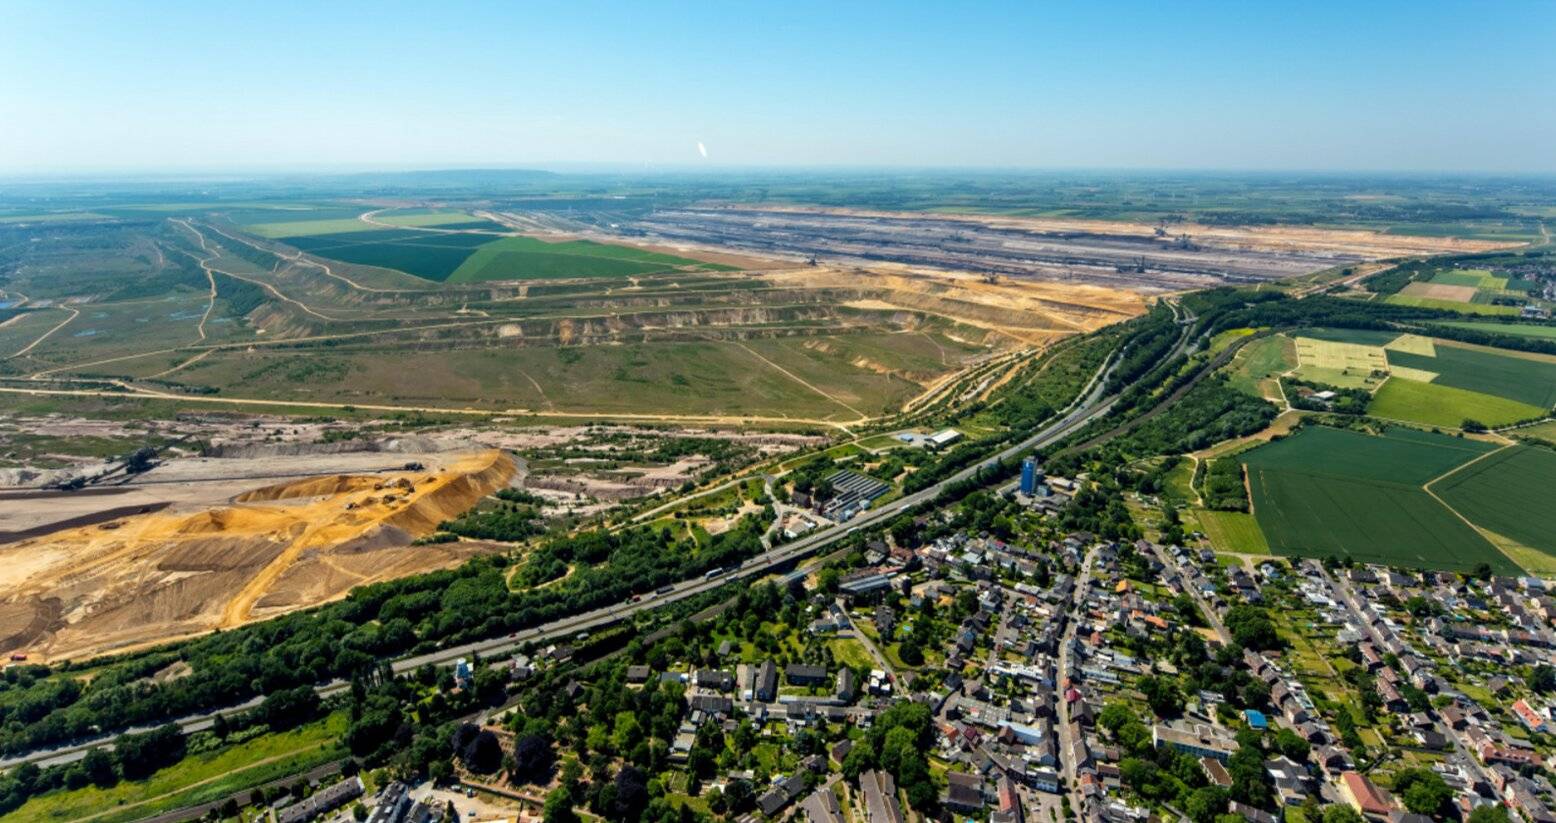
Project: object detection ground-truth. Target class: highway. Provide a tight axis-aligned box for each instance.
[2,309,1191,773]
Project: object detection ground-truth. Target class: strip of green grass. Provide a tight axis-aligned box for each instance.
[8,713,346,823]
[1433,321,1556,340]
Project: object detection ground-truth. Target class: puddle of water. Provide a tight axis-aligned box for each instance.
[73,329,99,337]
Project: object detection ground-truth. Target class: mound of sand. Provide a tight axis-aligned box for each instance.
[0,450,515,662]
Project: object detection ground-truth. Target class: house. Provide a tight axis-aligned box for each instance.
[945,771,985,813]
[625,665,652,684]
[1153,723,1237,763]
[800,787,845,823]
[276,777,365,823]
[836,669,857,702]
[1339,771,1394,818]
[992,776,1024,823]
[755,660,778,702]
[757,773,808,817]
[694,669,735,692]
[786,663,828,687]
[1231,802,1278,823]
[1512,699,1549,733]
[1202,758,1233,788]
[860,770,906,823]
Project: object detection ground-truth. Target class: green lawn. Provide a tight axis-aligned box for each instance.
[1368,377,1546,428]
[829,638,877,670]
[8,713,346,823]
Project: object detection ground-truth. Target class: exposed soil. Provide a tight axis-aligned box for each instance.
[0,450,514,661]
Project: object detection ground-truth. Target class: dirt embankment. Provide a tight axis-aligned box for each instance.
[0,450,514,662]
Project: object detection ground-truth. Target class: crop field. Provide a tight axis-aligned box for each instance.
[1384,294,1520,315]
[1433,445,1556,565]
[1241,426,1519,574]
[1386,342,1556,410]
[1437,317,1556,337]
[1188,509,1270,554]
[280,229,492,280]
[1369,377,1546,428]
[446,236,730,282]
[1428,268,1506,289]
[1292,336,1388,388]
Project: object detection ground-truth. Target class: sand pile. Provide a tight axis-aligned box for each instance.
[0,450,514,661]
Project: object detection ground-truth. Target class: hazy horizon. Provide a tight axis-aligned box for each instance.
[3,0,1553,175]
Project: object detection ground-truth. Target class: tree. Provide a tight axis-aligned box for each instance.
[1185,786,1229,823]
[543,787,580,823]
[1138,675,1184,719]
[1393,769,1453,817]
[1273,728,1311,762]
[461,730,505,774]
[1225,605,1281,651]
[82,748,117,788]
[1321,805,1363,823]
[1468,804,1511,823]
[1531,665,1556,694]
[511,734,555,784]
[613,767,650,821]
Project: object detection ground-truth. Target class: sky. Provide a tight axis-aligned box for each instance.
[1,0,1553,175]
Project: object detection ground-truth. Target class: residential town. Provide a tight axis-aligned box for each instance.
[257,484,1556,823]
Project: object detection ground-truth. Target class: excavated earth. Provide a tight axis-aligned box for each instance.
[0,450,514,661]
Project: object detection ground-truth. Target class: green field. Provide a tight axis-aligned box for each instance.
[7,713,346,823]
[1189,509,1270,554]
[447,236,727,283]
[1241,426,1518,574]
[1225,334,1296,398]
[1386,343,1556,409]
[1434,445,1556,560]
[1384,295,1520,316]
[1429,269,1506,289]
[1435,321,1556,341]
[1369,377,1546,428]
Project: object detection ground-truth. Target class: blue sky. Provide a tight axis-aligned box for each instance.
[1,0,1552,174]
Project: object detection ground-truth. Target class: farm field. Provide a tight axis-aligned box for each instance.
[1384,294,1520,315]
[1386,342,1556,410]
[1516,420,1556,445]
[1433,445,1556,567]
[1187,509,1270,554]
[1435,321,1556,340]
[446,236,730,283]
[1368,377,1546,428]
[1241,426,1519,574]
[1428,268,1506,289]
